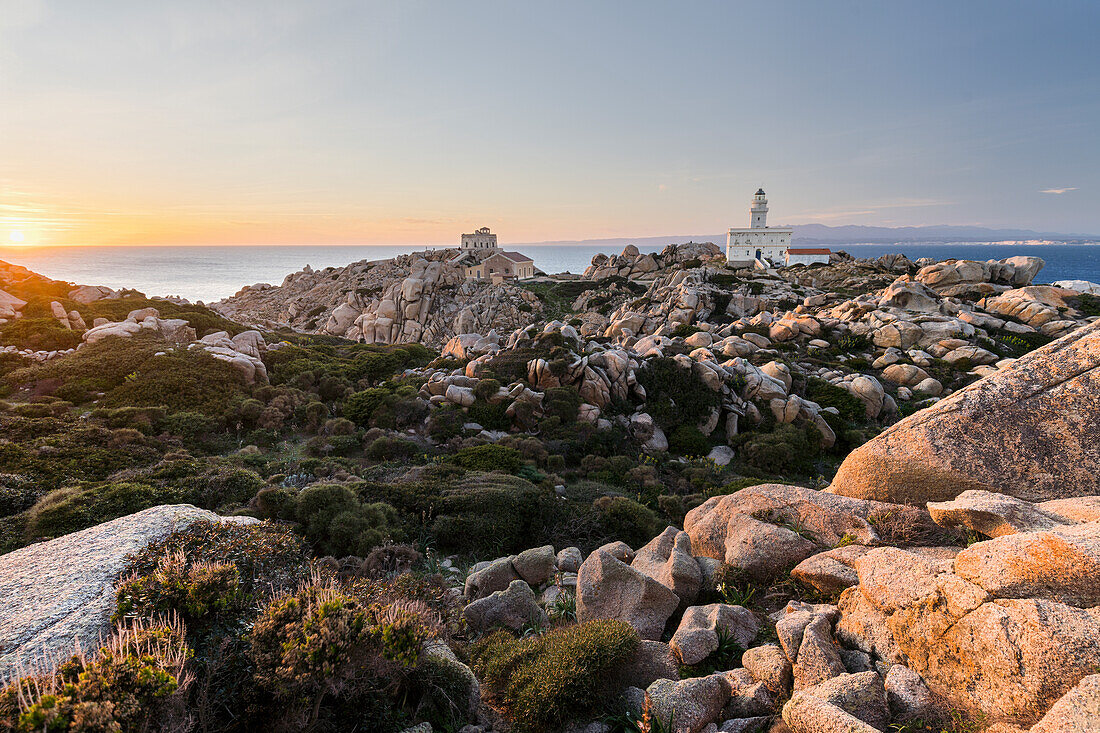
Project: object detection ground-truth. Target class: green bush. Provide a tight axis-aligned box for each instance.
[737,423,820,476]
[636,358,721,431]
[365,435,419,462]
[472,378,502,401]
[543,385,582,424]
[159,411,227,452]
[449,444,524,473]
[25,482,186,540]
[114,550,242,623]
[804,377,866,422]
[5,333,164,400]
[1075,293,1100,317]
[667,424,710,456]
[343,387,392,426]
[119,521,309,610]
[0,317,82,351]
[427,406,466,442]
[293,483,398,556]
[467,399,511,431]
[431,474,565,555]
[469,620,639,732]
[671,324,701,339]
[593,496,661,548]
[101,350,248,416]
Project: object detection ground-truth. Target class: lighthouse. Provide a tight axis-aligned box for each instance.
[725,188,793,267]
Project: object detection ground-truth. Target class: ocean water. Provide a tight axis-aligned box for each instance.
[1,242,1098,304]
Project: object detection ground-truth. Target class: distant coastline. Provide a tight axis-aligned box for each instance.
[1,241,1098,304]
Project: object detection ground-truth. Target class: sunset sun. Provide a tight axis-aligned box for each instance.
[8,231,25,244]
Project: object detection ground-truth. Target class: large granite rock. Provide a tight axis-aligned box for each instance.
[0,505,254,677]
[683,484,933,580]
[462,579,547,632]
[781,671,890,733]
[830,320,1100,504]
[631,526,702,610]
[576,549,679,640]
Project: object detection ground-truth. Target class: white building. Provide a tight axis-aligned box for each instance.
[785,248,832,266]
[726,189,793,267]
[461,227,498,250]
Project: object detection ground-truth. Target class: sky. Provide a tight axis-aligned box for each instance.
[1,0,1098,247]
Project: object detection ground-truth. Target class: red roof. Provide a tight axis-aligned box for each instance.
[496,251,534,262]
[787,248,831,254]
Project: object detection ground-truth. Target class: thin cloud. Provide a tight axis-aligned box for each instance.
[1040,187,1077,194]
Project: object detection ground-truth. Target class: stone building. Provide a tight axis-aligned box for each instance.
[451,227,536,281]
[465,251,535,282]
[461,227,497,250]
[726,189,793,267]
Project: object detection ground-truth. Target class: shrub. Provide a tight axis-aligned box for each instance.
[467,399,511,430]
[737,424,820,476]
[115,550,242,623]
[427,406,465,442]
[4,334,163,400]
[121,521,309,606]
[159,411,226,452]
[472,378,502,401]
[469,620,639,732]
[0,317,82,351]
[804,377,866,422]
[543,385,582,424]
[448,444,524,473]
[365,435,419,462]
[671,324,701,339]
[667,424,710,456]
[248,579,431,730]
[1075,293,1100,317]
[294,484,399,556]
[636,358,720,431]
[1,618,193,733]
[343,387,392,426]
[431,474,565,556]
[100,350,248,416]
[25,482,185,540]
[593,496,661,548]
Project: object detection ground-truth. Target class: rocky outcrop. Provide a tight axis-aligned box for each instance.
[669,603,759,665]
[83,308,196,345]
[838,533,1100,726]
[584,242,723,280]
[831,320,1100,504]
[782,671,890,733]
[0,505,256,678]
[215,251,541,348]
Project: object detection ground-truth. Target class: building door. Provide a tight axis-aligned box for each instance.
[755,249,762,260]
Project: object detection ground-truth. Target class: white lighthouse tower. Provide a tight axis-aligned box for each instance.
[726,188,793,267]
[750,188,768,228]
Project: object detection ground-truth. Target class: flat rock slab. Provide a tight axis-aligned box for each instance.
[0,504,249,678]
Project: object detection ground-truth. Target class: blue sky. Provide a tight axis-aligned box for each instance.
[1,0,1098,245]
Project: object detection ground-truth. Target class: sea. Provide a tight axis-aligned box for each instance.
[1,242,1098,304]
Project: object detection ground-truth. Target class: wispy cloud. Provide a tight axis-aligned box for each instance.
[1040,187,1077,194]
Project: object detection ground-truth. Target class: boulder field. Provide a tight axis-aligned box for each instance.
[456,482,1100,731]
